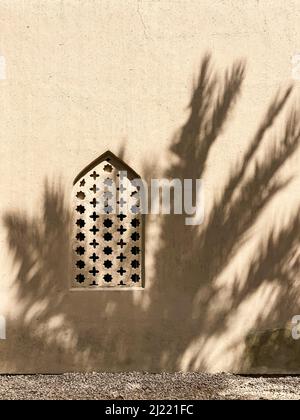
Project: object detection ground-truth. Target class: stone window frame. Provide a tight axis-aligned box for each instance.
[70,150,145,291]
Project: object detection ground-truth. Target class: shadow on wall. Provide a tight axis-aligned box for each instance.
[2,54,300,373]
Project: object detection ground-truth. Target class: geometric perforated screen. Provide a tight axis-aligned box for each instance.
[72,152,143,288]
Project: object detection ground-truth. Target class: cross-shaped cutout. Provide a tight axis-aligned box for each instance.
[90,280,98,286]
[80,179,86,187]
[117,253,126,263]
[104,178,113,186]
[117,213,126,221]
[90,171,99,180]
[90,239,99,248]
[90,212,99,222]
[89,253,99,263]
[117,267,126,276]
[117,225,127,235]
[90,198,99,208]
[90,226,100,235]
[90,184,99,194]
[118,184,127,193]
[89,267,99,277]
[117,197,127,207]
[117,239,127,248]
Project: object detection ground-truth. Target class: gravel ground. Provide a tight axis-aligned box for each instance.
[0,373,299,400]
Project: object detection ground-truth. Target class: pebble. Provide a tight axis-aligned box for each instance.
[0,372,299,400]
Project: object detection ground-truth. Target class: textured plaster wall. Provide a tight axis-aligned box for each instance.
[0,0,300,373]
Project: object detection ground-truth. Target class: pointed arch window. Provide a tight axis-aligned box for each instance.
[72,151,144,289]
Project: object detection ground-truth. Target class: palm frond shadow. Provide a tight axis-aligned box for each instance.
[2,54,300,373]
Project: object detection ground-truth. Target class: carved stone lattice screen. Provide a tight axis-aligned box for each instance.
[72,152,143,289]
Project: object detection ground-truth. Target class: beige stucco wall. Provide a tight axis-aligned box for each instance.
[0,0,300,373]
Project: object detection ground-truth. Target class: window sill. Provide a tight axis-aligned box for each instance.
[69,287,145,292]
